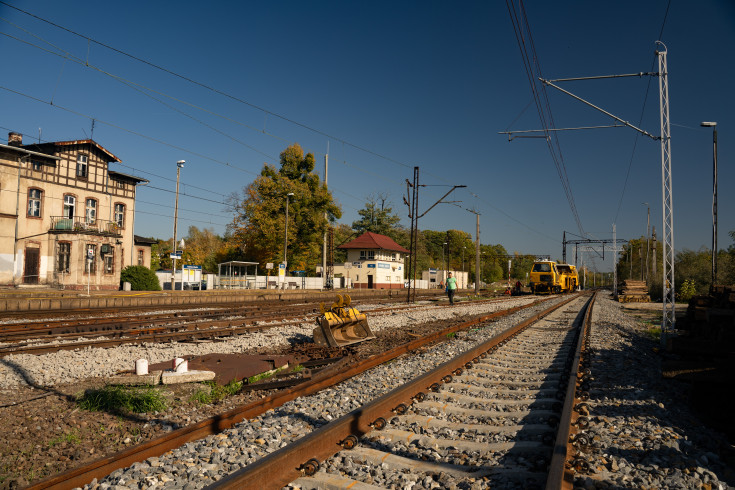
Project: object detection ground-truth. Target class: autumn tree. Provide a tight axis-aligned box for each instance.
[228,143,341,274]
[181,226,223,272]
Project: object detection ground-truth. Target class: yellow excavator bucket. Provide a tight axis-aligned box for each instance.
[313,294,375,347]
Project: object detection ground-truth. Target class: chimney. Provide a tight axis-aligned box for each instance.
[8,132,23,147]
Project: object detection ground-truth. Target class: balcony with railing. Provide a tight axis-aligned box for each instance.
[50,216,121,237]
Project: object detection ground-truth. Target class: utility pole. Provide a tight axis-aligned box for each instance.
[322,151,329,289]
[652,226,657,276]
[404,174,466,302]
[171,160,185,291]
[613,223,617,297]
[644,202,650,283]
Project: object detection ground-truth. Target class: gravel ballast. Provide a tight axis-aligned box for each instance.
[0,297,537,389]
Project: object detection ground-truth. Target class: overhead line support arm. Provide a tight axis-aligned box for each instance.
[539,78,659,141]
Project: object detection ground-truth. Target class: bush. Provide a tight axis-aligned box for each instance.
[120,265,161,291]
[678,279,697,302]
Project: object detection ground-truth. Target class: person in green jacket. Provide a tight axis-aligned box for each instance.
[446,272,457,305]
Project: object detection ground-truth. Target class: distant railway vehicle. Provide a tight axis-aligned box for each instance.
[529,260,578,294]
[556,263,579,293]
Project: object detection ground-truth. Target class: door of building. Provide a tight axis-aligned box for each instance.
[23,247,40,284]
[367,274,373,289]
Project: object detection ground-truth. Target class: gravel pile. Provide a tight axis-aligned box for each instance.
[0,297,537,389]
[574,295,732,489]
[82,297,562,489]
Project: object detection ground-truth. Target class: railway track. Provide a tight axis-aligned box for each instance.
[212,293,594,489]
[0,296,513,357]
[27,295,563,489]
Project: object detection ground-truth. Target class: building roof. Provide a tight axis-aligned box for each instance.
[23,139,122,163]
[109,170,149,184]
[0,143,61,160]
[134,235,157,245]
[337,231,410,253]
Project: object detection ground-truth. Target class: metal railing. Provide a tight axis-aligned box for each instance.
[50,216,121,235]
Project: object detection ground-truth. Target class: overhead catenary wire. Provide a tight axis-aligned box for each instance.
[2,2,564,246]
[0,3,417,172]
[505,0,585,238]
[0,25,411,196]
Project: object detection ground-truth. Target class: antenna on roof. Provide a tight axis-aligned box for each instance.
[90,119,95,139]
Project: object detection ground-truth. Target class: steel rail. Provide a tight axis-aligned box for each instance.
[1,297,517,356]
[0,290,446,320]
[208,294,582,489]
[27,296,548,489]
[546,290,597,489]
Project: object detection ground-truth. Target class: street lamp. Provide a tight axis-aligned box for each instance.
[283,192,295,279]
[701,121,718,286]
[171,160,185,291]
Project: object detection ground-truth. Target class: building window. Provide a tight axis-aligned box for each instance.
[392,253,397,260]
[27,188,42,217]
[359,250,366,259]
[57,242,71,273]
[116,181,125,189]
[137,249,144,266]
[32,160,43,171]
[63,195,75,219]
[85,244,96,273]
[114,203,125,228]
[367,251,375,260]
[85,198,97,225]
[104,250,114,274]
[76,154,88,178]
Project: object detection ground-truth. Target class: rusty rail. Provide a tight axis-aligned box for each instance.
[545,290,596,489]
[28,296,551,489]
[209,294,582,489]
[1,297,522,357]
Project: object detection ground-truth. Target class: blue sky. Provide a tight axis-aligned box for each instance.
[1,1,733,272]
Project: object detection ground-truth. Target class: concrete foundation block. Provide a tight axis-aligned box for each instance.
[106,370,163,386]
[161,370,216,385]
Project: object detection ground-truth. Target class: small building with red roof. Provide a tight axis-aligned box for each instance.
[336,231,409,289]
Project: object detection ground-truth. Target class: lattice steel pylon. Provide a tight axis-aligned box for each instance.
[657,43,675,344]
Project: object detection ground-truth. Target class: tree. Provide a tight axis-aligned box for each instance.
[150,239,172,270]
[352,194,402,237]
[228,143,341,274]
[182,226,223,273]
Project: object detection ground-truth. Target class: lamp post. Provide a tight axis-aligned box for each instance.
[701,121,718,287]
[171,160,185,291]
[642,202,650,283]
[283,192,294,281]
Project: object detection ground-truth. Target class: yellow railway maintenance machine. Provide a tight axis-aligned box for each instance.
[313,294,376,347]
[529,260,578,294]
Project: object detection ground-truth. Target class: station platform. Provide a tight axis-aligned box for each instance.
[0,287,427,313]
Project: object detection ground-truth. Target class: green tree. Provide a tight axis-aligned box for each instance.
[352,194,402,237]
[150,239,172,270]
[228,143,341,274]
